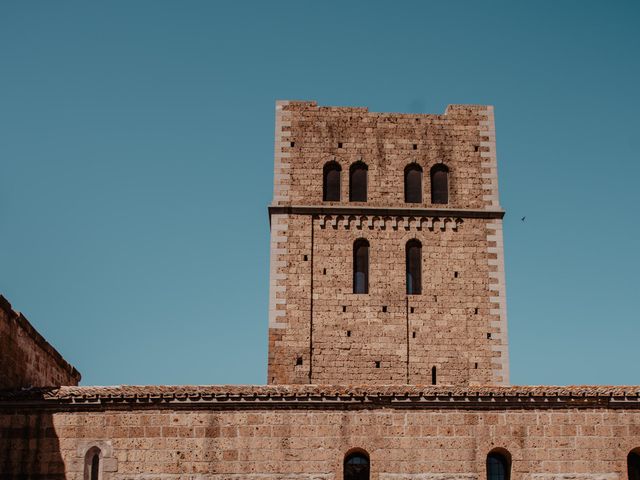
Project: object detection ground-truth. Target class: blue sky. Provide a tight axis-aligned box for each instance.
[1,1,638,386]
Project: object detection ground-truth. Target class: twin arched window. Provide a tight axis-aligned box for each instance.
[323,161,448,204]
[344,451,370,480]
[322,161,368,202]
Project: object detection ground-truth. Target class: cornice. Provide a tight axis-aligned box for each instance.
[268,205,505,220]
[1,385,638,412]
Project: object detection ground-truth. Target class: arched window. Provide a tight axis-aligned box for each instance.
[487,450,511,480]
[430,164,449,204]
[404,164,423,203]
[349,162,368,202]
[84,447,101,480]
[353,239,369,294]
[323,161,341,201]
[629,450,640,480]
[344,451,370,480]
[406,239,422,294]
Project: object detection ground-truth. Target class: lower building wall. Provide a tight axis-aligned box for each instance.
[1,406,639,479]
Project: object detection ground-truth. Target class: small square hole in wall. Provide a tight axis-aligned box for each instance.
[412,331,416,338]
[338,142,343,148]
[347,330,351,337]
[382,306,387,313]
[474,145,479,152]
[410,307,415,314]
[413,144,417,150]
[342,306,347,312]
[303,255,308,261]
[375,361,381,368]
[296,357,303,366]
[291,142,295,147]
[454,271,459,278]
[487,332,492,339]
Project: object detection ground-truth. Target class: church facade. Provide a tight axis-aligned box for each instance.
[1,101,639,480]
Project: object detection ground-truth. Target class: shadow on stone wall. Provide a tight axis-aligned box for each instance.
[0,389,66,480]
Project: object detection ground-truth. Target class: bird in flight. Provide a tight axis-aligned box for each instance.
[521,216,526,222]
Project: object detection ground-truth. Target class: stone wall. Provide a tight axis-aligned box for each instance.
[0,295,80,390]
[267,102,508,385]
[0,386,639,479]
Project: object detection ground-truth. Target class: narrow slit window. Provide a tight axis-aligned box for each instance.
[430,163,449,204]
[84,447,101,480]
[487,451,511,480]
[431,366,437,385]
[406,239,422,295]
[353,239,369,294]
[344,451,370,480]
[404,164,423,203]
[323,161,341,201]
[349,162,368,202]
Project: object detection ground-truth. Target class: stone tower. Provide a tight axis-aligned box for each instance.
[267,101,509,386]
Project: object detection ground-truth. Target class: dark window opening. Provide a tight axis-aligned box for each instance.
[410,307,415,314]
[347,330,351,337]
[375,361,380,368]
[91,454,99,480]
[474,145,479,152]
[353,239,369,294]
[323,161,342,202]
[475,308,479,315]
[295,357,303,366]
[404,164,423,203]
[338,142,343,148]
[406,239,422,295]
[344,451,370,480]
[454,271,459,278]
[290,142,295,147]
[342,306,347,312]
[413,143,418,150]
[431,366,437,385]
[349,162,368,202]
[629,451,640,480]
[382,306,387,313]
[434,295,438,302]
[412,331,416,338]
[85,447,101,480]
[431,164,449,204]
[487,451,511,480]
[475,362,478,369]
[487,333,492,339]
[303,255,308,261]
[323,268,327,275]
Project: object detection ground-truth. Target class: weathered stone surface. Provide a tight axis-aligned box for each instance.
[267,102,508,386]
[0,295,80,389]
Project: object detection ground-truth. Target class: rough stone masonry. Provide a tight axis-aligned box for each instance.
[267,101,508,386]
[0,101,638,480]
